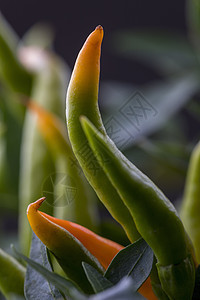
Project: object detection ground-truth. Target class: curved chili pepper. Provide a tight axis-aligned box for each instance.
[180,141,200,263]
[28,198,157,299]
[27,198,104,294]
[66,25,139,243]
[80,116,196,300]
[0,248,25,299]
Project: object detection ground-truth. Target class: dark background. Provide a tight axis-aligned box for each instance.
[1,0,187,84]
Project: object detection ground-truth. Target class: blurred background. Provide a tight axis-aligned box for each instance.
[0,0,200,256]
[1,0,187,83]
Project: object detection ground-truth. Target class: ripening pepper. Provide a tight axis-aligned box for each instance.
[26,100,98,229]
[0,248,25,299]
[27,198,157,300]
[180,141,200,263]
[80,116,196,300]
[66,25,140,243]
[27,197,104,294]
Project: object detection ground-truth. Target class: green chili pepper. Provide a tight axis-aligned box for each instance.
[19,55,68,255]
[80,116,196,300]
[66,25,140,243]
[0,248,25,299]
[0,12,33,94]
[180,141,200,263]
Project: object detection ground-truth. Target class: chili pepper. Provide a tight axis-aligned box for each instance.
[41,211,157,300]
[19,55,68,255]
[66,25,140,243]
[0,248,25,299]
[27,100,98,230]
[80,116,196,300]
[0,12,33,94]
[180,141,200,263]
[28,198,157,300]
[27,197,104,294]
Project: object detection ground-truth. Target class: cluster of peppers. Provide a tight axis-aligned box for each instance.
[0,16,200,300]
[28,26,199,299]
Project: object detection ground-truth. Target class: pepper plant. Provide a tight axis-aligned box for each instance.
[0,7,200,300]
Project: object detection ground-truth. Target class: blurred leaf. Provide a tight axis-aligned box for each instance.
[13,246,87,300]
[21,23,55,49]
[99,220,130,246]
[0,248,25,299]
[138,139,189,176]
[102,74,200,150]
[25,233,62,300]
[90,278,145,300]
[187,0,200,49]
[0,13,33,94]
[105,239,153,291]
[113,30,198,75]
[187,99,200,120]
[82,263,113,293]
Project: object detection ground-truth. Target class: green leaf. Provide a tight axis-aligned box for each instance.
[89,278,145,300]
[25,233,62,300]
[12,246,87,300]
[0,12,33,94]
[0,248,25,299]
[105,239,153,290]
[187,0,200,49]
[82,263,113,293]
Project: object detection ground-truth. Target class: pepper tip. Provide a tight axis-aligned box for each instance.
[95,25,103,31]
[27,197,46,215]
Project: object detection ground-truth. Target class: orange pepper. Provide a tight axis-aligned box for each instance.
[27,198,157,299]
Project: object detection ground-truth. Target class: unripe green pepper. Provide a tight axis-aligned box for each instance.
[0,248,25,299]
[80,116,196,300]
[66,25,139,242]
[180,141,200,263]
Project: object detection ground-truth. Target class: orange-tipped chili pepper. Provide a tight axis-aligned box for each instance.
[27,198,104,294]
[27,198,157,299]
[40,211,123,270]
[66,25,140,243]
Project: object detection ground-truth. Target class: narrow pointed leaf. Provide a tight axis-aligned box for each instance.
[89,278,145,300]
[12,246,87,300]
[82,263,113,293]
[105,238,153,290]
[25,233,62,300]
